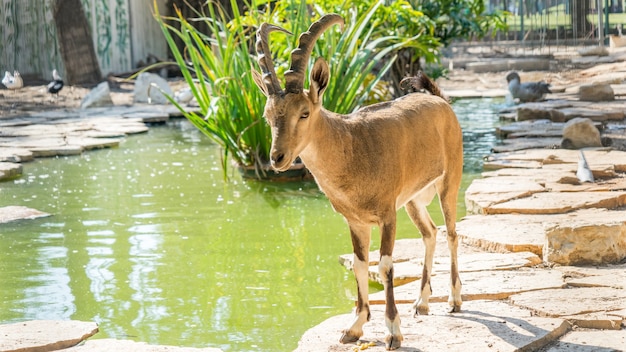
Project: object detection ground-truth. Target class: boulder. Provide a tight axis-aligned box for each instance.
[560,117,602,149]
[544,210,626,265]
[133,72,173,104]
[80,81,114,108]
[578,83,615,101]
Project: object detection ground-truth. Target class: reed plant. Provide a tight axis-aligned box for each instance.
[154,0,437,179]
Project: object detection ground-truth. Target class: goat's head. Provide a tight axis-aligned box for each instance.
[252,14,343,171]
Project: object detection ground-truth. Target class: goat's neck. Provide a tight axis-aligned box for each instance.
[299,108,351,179]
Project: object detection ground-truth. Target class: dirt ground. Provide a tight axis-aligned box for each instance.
[0,77,190,118]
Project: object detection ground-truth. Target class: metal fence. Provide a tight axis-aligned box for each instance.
[460,0,625,56]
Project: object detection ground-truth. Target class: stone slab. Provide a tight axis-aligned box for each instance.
[0,161,22,180]
[123,111,170,123]
[0,147,33,162]
[457,213,546,256]
[64,339,223,352]
[369,267,565,304]
[544,329,626,352]
[491,138,563,153]
[509,287,626,321]
[338,237,483,269]
[364,251,541,287]
[484,191,626,215]
[465,176,546,214]
[0,320,98,352]
[0,206,50,224]
[295,300,570,352]
[556,264,626,288]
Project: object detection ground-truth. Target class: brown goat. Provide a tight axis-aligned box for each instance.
[252,14,464,350]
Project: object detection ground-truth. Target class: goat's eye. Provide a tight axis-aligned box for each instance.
[300,112,309,119]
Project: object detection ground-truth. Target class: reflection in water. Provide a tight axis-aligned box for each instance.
[0,100,503,351]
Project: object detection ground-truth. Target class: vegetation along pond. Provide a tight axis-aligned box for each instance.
[0,97,504,351]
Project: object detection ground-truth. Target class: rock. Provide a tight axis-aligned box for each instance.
[577,46,609,56]
[560,117,602,149]
[578,83,615,101]
[0,162,22,180]
[0,320,98,351]
[133,72,173,104]
[544,329,626,351]
[510,287,625,322]
[485,191,626,215]
[0,205,50,223]
[80,81,114,108]
[0,147,34,162]
[295,301,570,352]
[516,107,552,121]
[369,267,564,304]
[364,251,541,287]
[544,210,626,265]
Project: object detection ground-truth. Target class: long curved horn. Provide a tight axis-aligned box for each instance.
[285,14,344,94]
[256,23,291,96]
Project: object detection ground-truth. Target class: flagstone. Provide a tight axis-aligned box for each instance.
[295,301,570,352]
[369,268,564,304]
[0,320,98,352]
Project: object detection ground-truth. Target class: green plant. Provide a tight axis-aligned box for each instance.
[154,0,433,179]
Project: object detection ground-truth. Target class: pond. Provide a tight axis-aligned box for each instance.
[0,98,505,352]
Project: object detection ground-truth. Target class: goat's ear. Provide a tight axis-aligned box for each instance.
[251,69,269,97]
[309,57,329,104]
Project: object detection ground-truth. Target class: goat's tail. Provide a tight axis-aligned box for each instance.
[399,71,450,102]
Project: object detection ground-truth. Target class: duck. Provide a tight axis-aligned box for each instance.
[2,70,24,90]
[506,71,551,103]
[47,69,64,95]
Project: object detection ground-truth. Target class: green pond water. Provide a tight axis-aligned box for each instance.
[0,98,504,351]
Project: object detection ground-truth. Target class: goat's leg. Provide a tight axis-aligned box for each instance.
[379,217,403,350]
[405,197,438,316]
[340,223,371,344]
[438,182,462,313]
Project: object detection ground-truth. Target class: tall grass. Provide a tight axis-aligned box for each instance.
[154,0,433,179]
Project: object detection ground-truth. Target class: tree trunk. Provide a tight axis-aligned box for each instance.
[53,0,101,85]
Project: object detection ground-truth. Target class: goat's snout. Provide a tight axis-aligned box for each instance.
[271,152,285,165]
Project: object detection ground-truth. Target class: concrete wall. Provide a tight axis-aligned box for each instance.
[0,0,168,80]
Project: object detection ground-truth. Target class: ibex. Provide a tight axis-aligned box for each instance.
[252,14,463,350]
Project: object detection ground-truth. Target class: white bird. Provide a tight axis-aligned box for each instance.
[174,86,193,104]
[576,150,594,183]
[506,71,551,103]
[2,70,24,90]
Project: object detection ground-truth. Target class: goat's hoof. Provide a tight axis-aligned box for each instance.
[339,330,360,344]
[412,304,429,317]
[448,304,461,313]
[384,334,402,350]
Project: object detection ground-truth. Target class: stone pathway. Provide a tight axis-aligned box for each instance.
[0,104,191,182]
[296,148,626,351]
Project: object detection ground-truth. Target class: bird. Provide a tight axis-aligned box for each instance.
[2,70,24,90]
[506,71,552,103]
[576,150,594,183]
[47,69,64,100]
